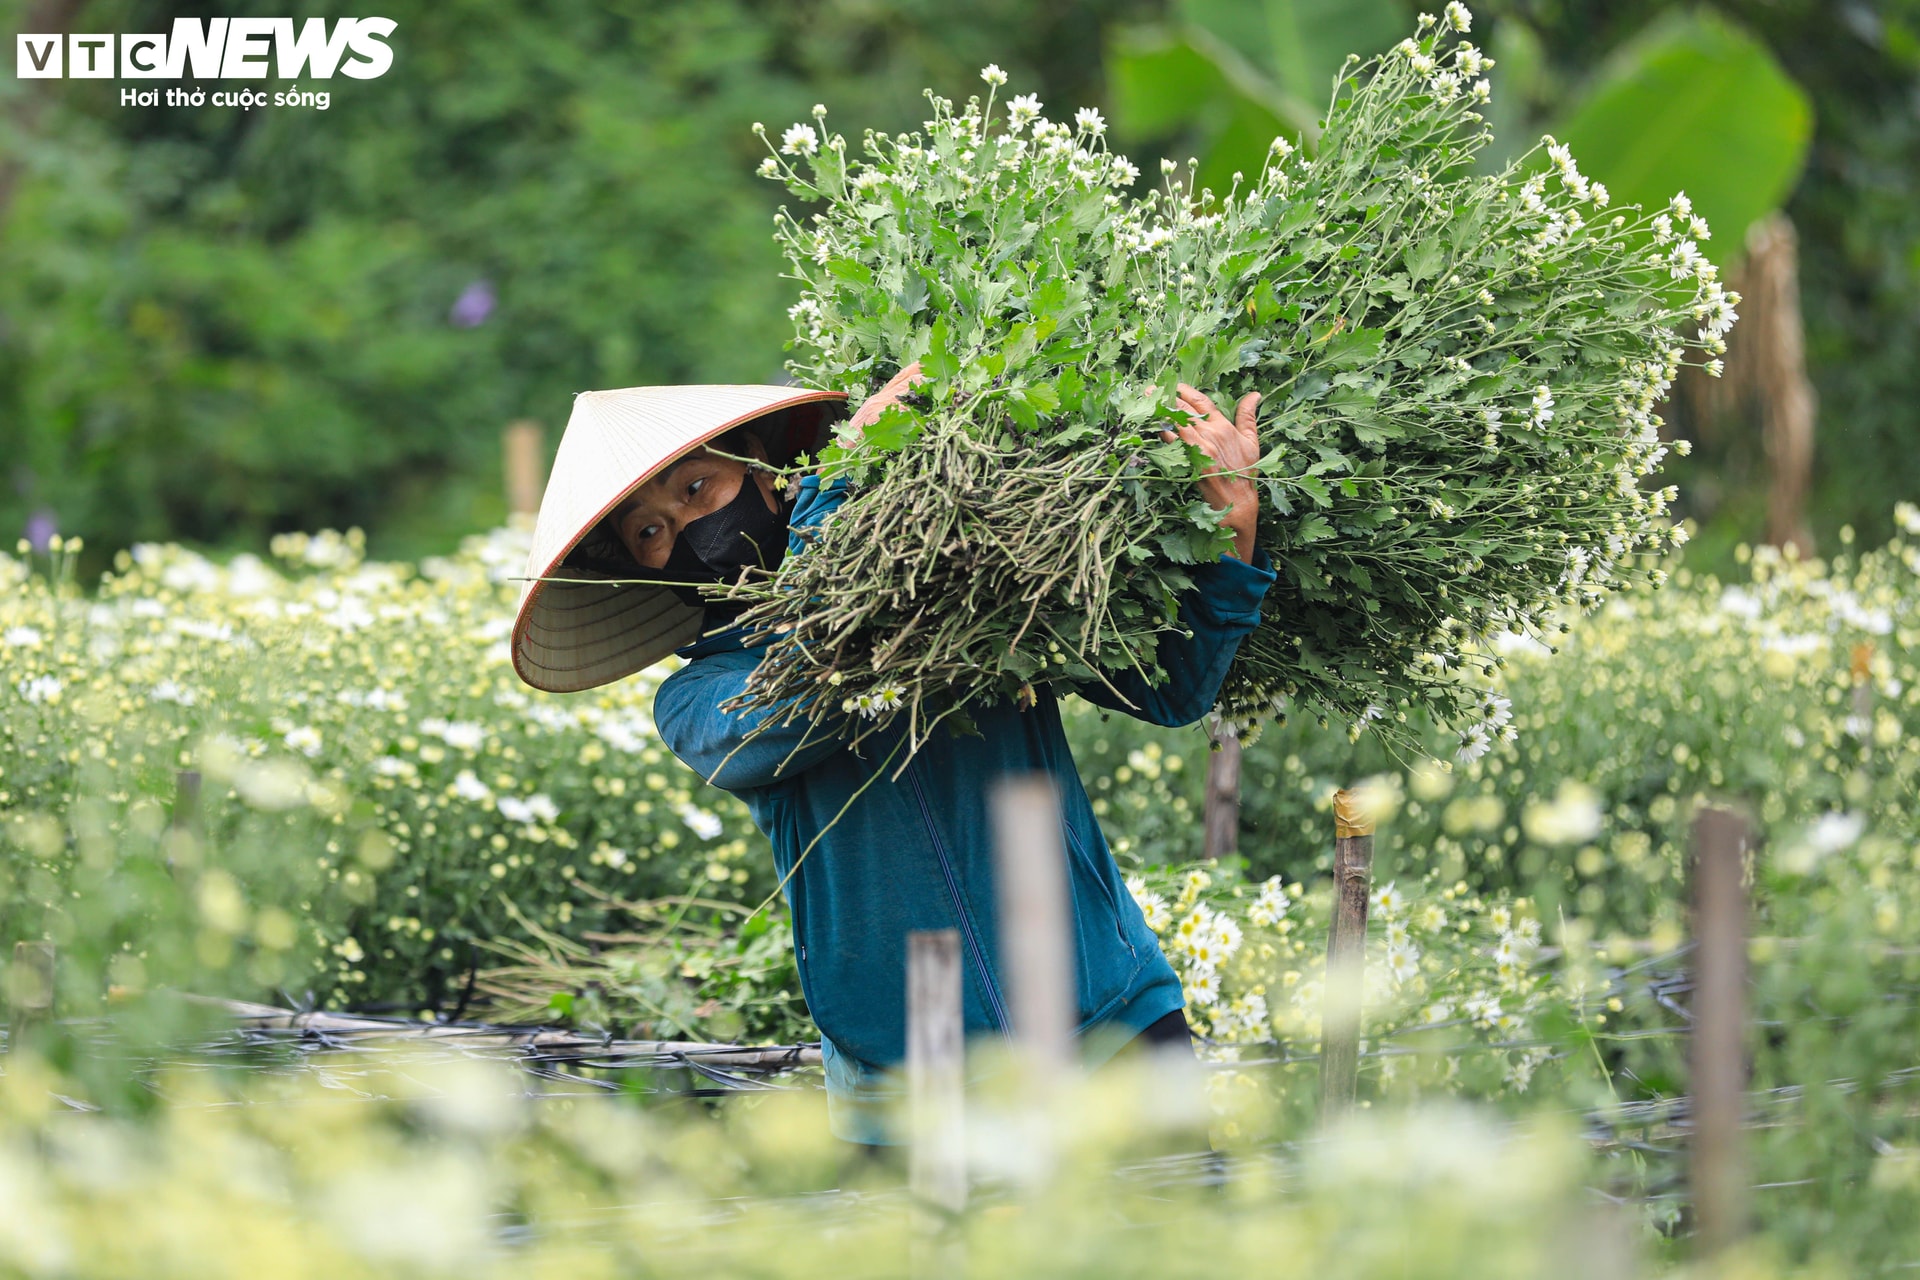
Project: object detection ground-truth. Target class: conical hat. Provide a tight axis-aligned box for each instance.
[511,384,846,693]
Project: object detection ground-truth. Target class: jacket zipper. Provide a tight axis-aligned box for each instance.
[1063,820,1137,959]
[905,763,1011,1033]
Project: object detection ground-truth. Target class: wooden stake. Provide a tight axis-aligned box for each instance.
[1321,788,1375,1119]
[907,929,966,1246]
[1852,642,1876,731]
[1203,716,1242,860]
[991,775,1074,1073]
[1690,805,1750,1255]
[1744,216,1816,557]
[7,941,56,1047]
[172,768,202,830]
[503,420,547,517]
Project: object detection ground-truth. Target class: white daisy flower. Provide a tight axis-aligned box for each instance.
[780,123,819,156]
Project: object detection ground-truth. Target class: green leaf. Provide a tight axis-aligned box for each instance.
[1106,26,1231,138]
[863,404,919,451]
[1317,326,1385,369]
[1297,514,1335,542]
[826,257,873,284]
[1016,381,1061,415]
[1194,91,1293,203]
[1253,0,1404,105]
[895,272,928,316]
[1403,235,1445,283]
[1551,10,1811,248]
[922,316,959,381]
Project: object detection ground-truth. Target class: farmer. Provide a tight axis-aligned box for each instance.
[512,373,1273,1143]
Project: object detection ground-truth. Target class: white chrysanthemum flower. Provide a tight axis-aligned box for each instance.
[441,721,486,752]
[1184,969,1221,1007]
[979,63,1008,87]
[1386,946,1421,984]
[1529,384,1555,427]
[17,674,62,704]
[1211,914,1242,957]
[1073,106,1106,136]
[756,157,780,178]
[1589,181,1609,207]
[677,803,724,840]
[1109,156,1139,185]
[1668,239,1703,280]
[780,123,819,156]
[1007,93,1042,130]
[283,726,322,757]
[1444,1,1472,31]
[1456,726,1493,764]
[149,679,196,706]
[1671,191,1693,218]
[1370,881,1407,917]
[453,769,493,803]
[1255,875,1290,920]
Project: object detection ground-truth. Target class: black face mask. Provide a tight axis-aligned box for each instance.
[659,475,790,610]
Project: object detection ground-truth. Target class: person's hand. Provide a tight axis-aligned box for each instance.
[847,361,926,434]
[1162,384,1261,562]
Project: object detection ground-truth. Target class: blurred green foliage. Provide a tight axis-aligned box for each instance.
[1472,0,1920,556]
[1108,0,1919,565]
[0,0,1148,561]
[2,0,1916,570]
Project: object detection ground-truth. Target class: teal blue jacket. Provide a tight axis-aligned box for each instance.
[653,474,1276,1140]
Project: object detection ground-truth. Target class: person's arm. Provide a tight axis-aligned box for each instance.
[1077,384,1272,727]
[653,474,855,791]
[1076,550,1275,726]
[655,649,851,790]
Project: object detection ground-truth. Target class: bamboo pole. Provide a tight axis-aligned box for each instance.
[990,775,1074,1187]
[1690,806,1751,1255]
[907,929,966,1261]
[1744,216,1816,557]
[169,993,822,1066]
[991,775,1074,1073]
[172,768,201,830]
[1203,716,1242,860]
[1320,788,1375,1119]
[7,942,56,1047]
[503,420,547,518]
[1852,642,1876,732]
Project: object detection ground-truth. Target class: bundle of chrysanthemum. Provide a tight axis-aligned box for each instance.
[719,4,1733,761]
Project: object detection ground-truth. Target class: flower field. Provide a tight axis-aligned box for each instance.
[6,507,1920,1271]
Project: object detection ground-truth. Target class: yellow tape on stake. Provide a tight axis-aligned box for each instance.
[1333,789,1376,839]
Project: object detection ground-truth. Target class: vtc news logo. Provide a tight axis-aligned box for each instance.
[16,18,396,79]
